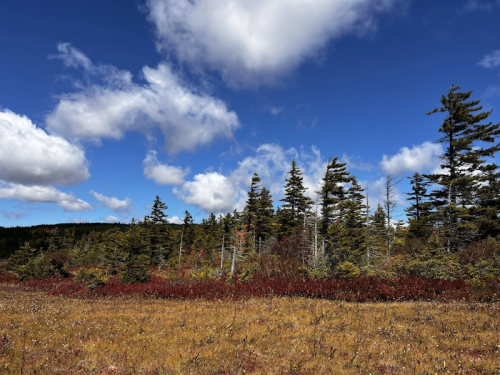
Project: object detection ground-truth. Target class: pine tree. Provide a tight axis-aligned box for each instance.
[426,84,500,251]
[144,195,170,264]
[320,156,353,234]
[475,163,500,238]
[245,173,261,228]
[406,172,433,238]
[370,204,387,251]
[280,159,312,233]
[255,186,275,244]
[344,178,367,264]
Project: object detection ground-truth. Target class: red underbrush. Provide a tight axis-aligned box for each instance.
[15,274,500,302]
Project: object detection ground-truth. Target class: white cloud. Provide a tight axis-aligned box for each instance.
[0,210,25,219]
[0,109,90,186]
[0,182,93,212]
[146,0,405,87]
[48,42,93,70]
[478,50,500,69]
[175,144,329,213]
[143,150,189,185]
[46,43,240,154]
[167,215,184,224]
[174,172,239,214]
[380,142,443,175]
[89,190,131,214]
[103,215,121,223]
[70,218,88,223]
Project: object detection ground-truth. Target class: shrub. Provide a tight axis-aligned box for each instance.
[14,255,56,280]
[336,262,360,279]
[407,256,462,280]
[306,266,330,280]
[75,268,109,289]
[120,264,151,284]
[45,251,71,277]
[465,260,500,280]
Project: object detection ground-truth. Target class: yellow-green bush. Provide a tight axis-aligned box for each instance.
[336,261,360,279]
[75,267,109,289]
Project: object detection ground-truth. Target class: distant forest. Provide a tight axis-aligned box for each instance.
[0,223,131,259]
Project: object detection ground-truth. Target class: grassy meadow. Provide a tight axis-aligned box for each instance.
[1,284,500,374]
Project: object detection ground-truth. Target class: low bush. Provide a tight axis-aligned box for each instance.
[336,262,360,279]
[120,264,151,284]
[16,274,498,303]
[74,267,109,289]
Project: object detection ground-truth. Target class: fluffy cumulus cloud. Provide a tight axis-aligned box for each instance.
[478,50,500,69]
[143,151,189,185]
[89,190,132,215]
[45,43,240,154]
[0,182,92,212]
[380,142,443,175]
[174,172,239,214]
[146,0,405,87]
[0,109,90,186]
[175,144,329,213]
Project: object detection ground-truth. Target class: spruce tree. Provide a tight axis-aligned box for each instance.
[245,173,261,228]
[320,157,353,234]
[144,195,170,264]
[344,178,367,264]
[406,172,433,238]
[255,186,275,243]
[426,84,500,251]
[280,159,312,232]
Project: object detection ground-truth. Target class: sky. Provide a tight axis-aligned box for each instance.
[1,0,500,227]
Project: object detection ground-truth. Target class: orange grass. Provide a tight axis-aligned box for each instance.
[1,285,500,374]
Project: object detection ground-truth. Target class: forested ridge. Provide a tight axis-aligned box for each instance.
[2,85,500,287]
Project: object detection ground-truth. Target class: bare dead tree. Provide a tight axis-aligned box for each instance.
[384,175,403,257]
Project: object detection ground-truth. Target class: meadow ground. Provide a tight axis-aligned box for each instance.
[0,284,499,374]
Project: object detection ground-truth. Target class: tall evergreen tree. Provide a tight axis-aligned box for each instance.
[344,178,367,263]
[280,159,312,233]
[406,172,433,238]
[255,186,275,243]
[320,157,353,234]
[426,84,500,251]
[245,173,261,228]
[144,195,170,264]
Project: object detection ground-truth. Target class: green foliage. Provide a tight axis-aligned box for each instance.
[280,159,312,233]
[306,266,330,280]
[190,265,217,280]
[465,260,500,281]
[336,262,360,279]
[75,267,109,289]
[14,256,57,280]
[237,262,259,282]
[406,256,462,280]
[120,264,151,284]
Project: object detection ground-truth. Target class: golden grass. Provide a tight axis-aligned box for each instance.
[1,285,499,374]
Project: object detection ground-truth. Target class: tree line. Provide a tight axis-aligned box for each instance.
[4,85,500,282]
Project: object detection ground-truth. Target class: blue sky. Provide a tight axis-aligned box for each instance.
[1,0,500,226]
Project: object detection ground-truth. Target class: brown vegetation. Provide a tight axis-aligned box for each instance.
[1,286,499,374]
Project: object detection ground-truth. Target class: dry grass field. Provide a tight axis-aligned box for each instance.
[1,285,500,374]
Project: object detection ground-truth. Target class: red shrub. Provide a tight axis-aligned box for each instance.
[12,274,496,303]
